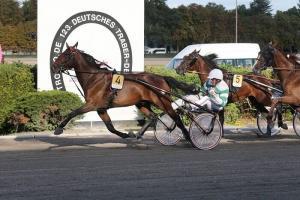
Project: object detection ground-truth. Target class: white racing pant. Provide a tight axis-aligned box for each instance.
[172,95,214,110]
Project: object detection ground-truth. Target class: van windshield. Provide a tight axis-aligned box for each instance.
[216,58,256,67]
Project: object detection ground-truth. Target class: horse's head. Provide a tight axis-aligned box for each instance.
[253,43,275,74]
[52,42,79,73]
[176,50,201,75]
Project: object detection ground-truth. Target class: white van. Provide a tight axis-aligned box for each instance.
[167,43,260,68]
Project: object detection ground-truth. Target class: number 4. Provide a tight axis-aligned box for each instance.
[115,76,121,84]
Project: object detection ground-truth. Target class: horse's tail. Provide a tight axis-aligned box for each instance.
[163,76,198,94]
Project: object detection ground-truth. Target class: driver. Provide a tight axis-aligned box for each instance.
[172,69,229,112]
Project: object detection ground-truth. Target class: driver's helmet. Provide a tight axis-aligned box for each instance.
[207,69,223,80]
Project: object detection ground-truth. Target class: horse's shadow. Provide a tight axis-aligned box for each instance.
[224,127,300,143]
[14,133,160,151]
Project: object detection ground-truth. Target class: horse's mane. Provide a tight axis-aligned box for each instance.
[202,53,218,68]
[78,50,110,71]
[203,53,218,62]
[202,53,226,72]
[80,51,97,64]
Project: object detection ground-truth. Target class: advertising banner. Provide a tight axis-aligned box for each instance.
[38,0,144,121]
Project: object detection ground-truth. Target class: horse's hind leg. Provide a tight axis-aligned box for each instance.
[135,102,156,139]
[155,99,190,141]
[54,104,94,135]
[97,108,134,139]
[218,109,225,137]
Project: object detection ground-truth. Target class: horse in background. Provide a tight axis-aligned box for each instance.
[176,50,287,132]
[52,42,197,141]
[253,43,300,134]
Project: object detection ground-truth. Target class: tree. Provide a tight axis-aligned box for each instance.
[0,0,22,25]
[274,8,300,52]
[22,0,37,21]
[249,0,272,15]
[145,0,175,47]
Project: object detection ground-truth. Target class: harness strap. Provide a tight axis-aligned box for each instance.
[64,71,85,98]
[272,67,300,71]
[244,78,283,94]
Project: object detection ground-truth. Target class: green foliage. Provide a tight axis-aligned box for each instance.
[260,68,273,79]
[219,65,252,74]
[224,103,241,124]
[0,21,37,52]
[145,0,300,51]
[0,0,37,52]
[145,65,199,85]
[250,0,272,15]
[0,0,22,25]
[1,90,83,134]
[22,0,37,21]
[0,63,34,128]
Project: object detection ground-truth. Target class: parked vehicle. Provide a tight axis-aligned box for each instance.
[144,46,167,54]
[167,43,260,68]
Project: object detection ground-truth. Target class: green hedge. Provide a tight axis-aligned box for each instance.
[0,63,34,128]
[1,90,83,134]
[146,65,199,85]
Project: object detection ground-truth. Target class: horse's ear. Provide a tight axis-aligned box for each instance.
[196,49,200,54]
[66,43,70,49]
[74,42,78,48]
[269,40,279,48]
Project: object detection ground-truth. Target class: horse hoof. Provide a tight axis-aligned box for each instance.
[54,127,64,135]
[281,123,288,130]
[183,135,191,142]
[128,131,136,138]
[136,133,143,140]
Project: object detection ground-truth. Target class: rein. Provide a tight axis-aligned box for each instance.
[61,62,115,98]
[187,70,208,75]
[271,67,300,71]
[63,70,85,97]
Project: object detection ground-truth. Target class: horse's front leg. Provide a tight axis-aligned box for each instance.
[97,108,135,139]
[276,103,288,130]
[54,104,95,135]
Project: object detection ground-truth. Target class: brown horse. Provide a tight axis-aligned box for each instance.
[253,44,300,133]
[175,50,287,132]
[52,42,196,140]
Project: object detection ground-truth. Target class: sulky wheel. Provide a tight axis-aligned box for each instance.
[293,112,300,136]
[154,114,183,146]
[189,113,222,150]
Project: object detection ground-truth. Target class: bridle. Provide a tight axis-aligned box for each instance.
[55,48,77,73]
[255,47,299,72]
[54,47,115,98]
[180,53,210,75]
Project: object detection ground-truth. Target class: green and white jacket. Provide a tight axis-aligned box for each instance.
[202,79,229,107]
